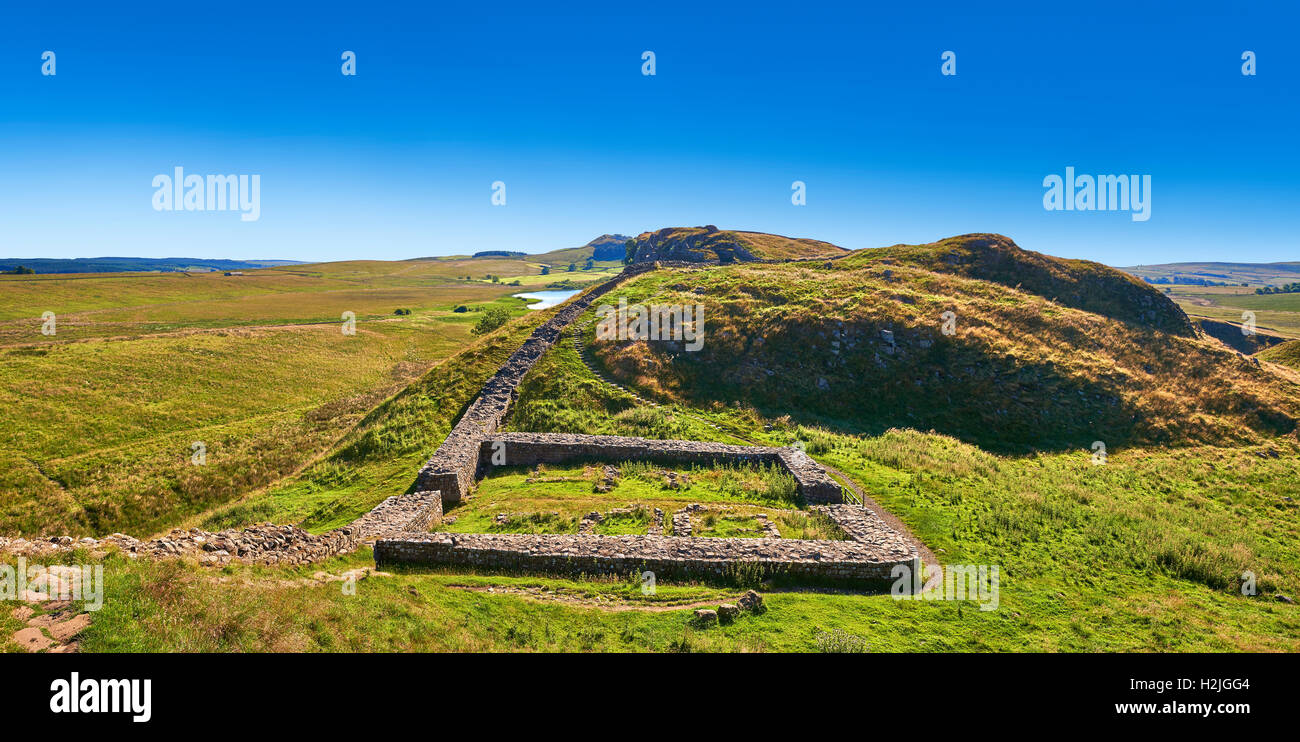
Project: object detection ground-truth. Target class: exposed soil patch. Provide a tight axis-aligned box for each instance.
[448,583,734,612]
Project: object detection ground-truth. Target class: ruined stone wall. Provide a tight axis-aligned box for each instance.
[480,432,845,505]
[374,531,919,585]
[414,271,645,503]
[2,491,442,567]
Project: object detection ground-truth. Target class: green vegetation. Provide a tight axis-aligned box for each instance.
[1160,285,1300,339]
[5,236,1299,654]
[1255,283,1300,295]
[843,233,1194,335]
[472,307,511,335]
[585,257,1299,453]
[0,260,540,536]
[1258,339,1300,370]
[435,461,811,536]
[196,307,555,533]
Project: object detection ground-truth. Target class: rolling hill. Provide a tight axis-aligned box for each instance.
[841,233,1196,336]
[1121,260,1300,287]
[0,257,302,274]
[626,226,849,263]
[590,234,1299,452]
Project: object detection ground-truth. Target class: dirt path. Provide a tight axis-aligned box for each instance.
[448,583,736,612]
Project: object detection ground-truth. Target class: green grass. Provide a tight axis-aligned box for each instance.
[7,255,1300,653]
[1258,339,1300,370]
[0,260,544,537]
[1167,287,1300,339]
[195,308,557,534]
[582,262,1300,453]
[435,461,810,536]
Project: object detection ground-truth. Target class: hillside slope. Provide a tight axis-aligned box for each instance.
[1259,339,1300,370]
[840,234,1196,336]
[589,258,1300,453]
[627,226,848,264]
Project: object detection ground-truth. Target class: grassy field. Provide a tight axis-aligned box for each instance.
[11,423,1295,652]
[1163,285,1300,339]
[0,257,558,537]
[5,251,1298,653]
[433,461,842,539]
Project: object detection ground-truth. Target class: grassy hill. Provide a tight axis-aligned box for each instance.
[0,259,543,536]
[626,226,848,263]
[842,233,1195,336]
[5,237,1299,653]
[1259,339,1300,370]
[587,248,1299,453]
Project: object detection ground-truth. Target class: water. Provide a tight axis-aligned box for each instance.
[513,289,580,310]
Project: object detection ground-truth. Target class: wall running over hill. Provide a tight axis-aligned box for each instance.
[413,268,653,503]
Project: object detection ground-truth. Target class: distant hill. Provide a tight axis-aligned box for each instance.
[840,233,1196,336]
[0,257,302,274]
[1120,261,1300,287]
[585,234,634,261]
[471,250,528,258]
[626,226,848,263]
[529,234,634,267]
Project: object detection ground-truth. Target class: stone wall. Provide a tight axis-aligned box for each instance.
[375,530,919,586]
[479,432,846,505]
[414,271,646,503]
[2,490,442,567]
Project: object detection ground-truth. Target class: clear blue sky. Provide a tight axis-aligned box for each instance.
[1,1,1296,265]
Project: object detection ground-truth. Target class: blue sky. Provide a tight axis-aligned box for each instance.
[1,1,1296,265]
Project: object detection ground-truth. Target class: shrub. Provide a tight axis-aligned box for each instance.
[472,307,511,335]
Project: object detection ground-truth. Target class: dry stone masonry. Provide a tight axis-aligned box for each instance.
[0,490,442,567]
[413,271,646,504]
[477,432,844,504]
[375,523,919,585]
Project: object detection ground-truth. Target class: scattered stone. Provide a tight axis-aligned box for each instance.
[46,613,92,643]
[737,590,766,614]
[13,627,54,652]
[717,603,740,623]
[693,609,718,627]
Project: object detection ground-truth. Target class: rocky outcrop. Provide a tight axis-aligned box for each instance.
[626,226,846,264]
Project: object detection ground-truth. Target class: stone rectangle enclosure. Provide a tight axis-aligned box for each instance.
[479,432,844,504]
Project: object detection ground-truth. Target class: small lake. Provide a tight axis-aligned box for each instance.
[513,289,580,310]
